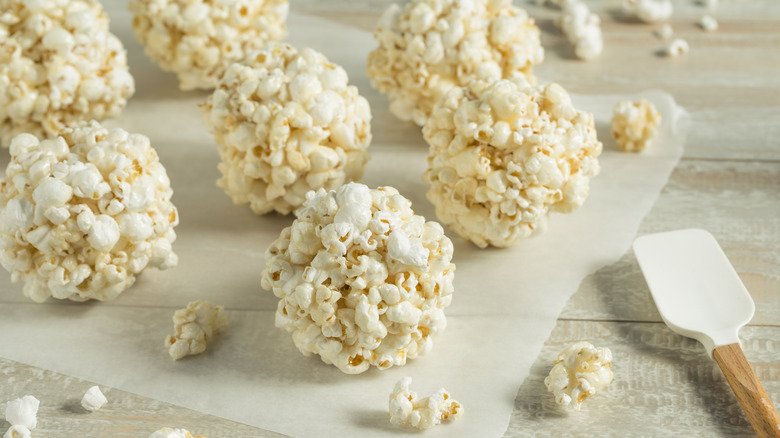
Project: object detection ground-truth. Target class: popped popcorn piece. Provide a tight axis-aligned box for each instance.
[201,43,372,216]
[367,0,544,126]
[423,78,602,248]
[388,377,463,430]
[3,425,31,438]
[556,1,603,60]
[80,386,107,412]
[165,300,227,360]
[4,395,39,429]
[148,428,205,438]
[623,0,673,23]
[699,15,718,32]
[0,121,179,303]
[261,183,455,374]
[544,342,613,409]
[129,0,288,90]
[610,99,662,153]
[666,38,690,57]
[0,0,135,147]
[654,23,673,40]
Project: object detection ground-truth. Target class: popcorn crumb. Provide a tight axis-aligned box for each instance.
[666,38,690,57]
[81,386,107,412]
[3,425,31,438]
[423,78,602,248]
[623,0,672,23]
[201,43,371,216]
[699,15,718,32]
[4,395,39,430]
[165,300,227,360]
[610,99,662,152]
[367,0,544,126]
[148,427,205,438]
[544,342,613,409]
[388,377,463,430]
[261,182,455,374]
[556,1,604,60]
[0,121,179,303]
[654,24,673,40]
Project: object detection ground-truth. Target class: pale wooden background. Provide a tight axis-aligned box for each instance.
[2,0,779,436]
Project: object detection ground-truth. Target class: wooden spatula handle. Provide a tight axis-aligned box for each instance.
[713,343,780,438]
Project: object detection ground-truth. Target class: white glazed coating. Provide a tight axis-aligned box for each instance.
[0,0,135,147]
[261,183,455,374]
[544,341,614,408]
[129,0,288,90]
[388,377,463,430]
[202,43,372,216]
[423,78,602,248]
[367,0,543,126]
[611,99,662,152]
[0,121,179,302]
[165,300,227,360]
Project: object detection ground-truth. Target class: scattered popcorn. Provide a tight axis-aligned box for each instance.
[201,43,371,215]
[80,386,107,412]
[367,0,544,126]
[261,183,455,374]
[129,0,288,90]
[544,342,614,409]
[666,38,690,57]
[623,0,672,23]
[423,78,602,248]
[3,425,31,438]
[0,121,179,302]
[0,0,135,147]
[148,428,205,438]
[165,300,227,360]
[388,377,463,430]
[4,395,39,430]
[610,99,662,152]
[699,15,718,32]
[654,23,673,40]
[556,1,603,60]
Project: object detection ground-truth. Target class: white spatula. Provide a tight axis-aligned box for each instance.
[633,229,780,438]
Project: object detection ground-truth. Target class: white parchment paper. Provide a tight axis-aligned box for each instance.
[0,6,687,438]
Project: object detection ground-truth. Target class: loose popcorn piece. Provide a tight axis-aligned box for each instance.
[623,0,673,23]
[80,386,107,412]
[699,15,718,32]
[388,377,463,430]
[0,121,179,303]
[544,342,614,409]
[556,1,603,60]
[666,38,690,57]
[3,425,31,438]
[201,43,372,216]
[4,395,39,429]
[423,78,602,248]
[165,300,227,360]
[129,0,288,90]
[148,428,205,438]
[261,183,455,374]
[610,99,662,153]
[654,23,673,40]
[367,0,544,126]
[0,0,135,147]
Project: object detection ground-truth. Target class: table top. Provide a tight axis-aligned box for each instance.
[2,1,779,437]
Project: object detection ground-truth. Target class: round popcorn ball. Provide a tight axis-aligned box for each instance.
[0,121,179,303]
[367,0,544,127]
[0,0,135,147]
[423,78,603,248]
[260,182,455,374]
[129,0,289,90]
[610,99,662,152]
[201,43,372,216]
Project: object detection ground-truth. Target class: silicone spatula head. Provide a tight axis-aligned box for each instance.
[632,229,755,356]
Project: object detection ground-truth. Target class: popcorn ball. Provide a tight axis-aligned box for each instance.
[129,0,289,90]
[557,1,603,61]
[389,377,463,430]
[611,99,662,152]
[0,0,135,147]
[261,183,455,374]
[80,386,107,412]
[423,78,602,248]
[149,428,205,438]
[201,43,372,215]
[4,395,39,430]
[165,300,227,360]
[367,0,544,126]
[544,341,613,409]
[0,121,179,303]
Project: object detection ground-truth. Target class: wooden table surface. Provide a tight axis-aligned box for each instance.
[2,1,779,437]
